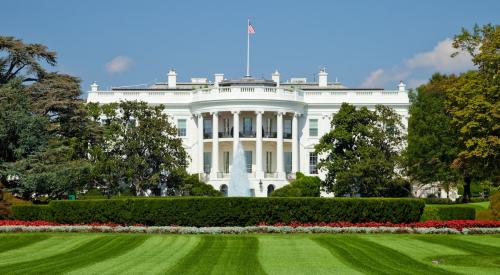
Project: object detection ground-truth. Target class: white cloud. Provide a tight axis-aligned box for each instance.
[361,38,474,89]
[405,38,473,73]
[105,56,134,74]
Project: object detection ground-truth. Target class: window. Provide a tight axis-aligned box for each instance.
[223,118,231,137]
[284,119,292,138]
[244,151,252,173]
[203,119,212,138]
[220,184,228,197]
[243,117,253,136]
[223,151,230,173]
[266,151,273,173]
[284,152,292,173]
[203,152,212,174]
[309,119,318,137]
[267,184,275,197]
[177,119,187,137]
[309,152,318,174]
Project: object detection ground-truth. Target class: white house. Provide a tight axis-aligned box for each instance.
[87,68,409,197]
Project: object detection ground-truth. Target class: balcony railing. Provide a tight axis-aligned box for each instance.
[219,132,233,138]
[203,132,212,139]
[284,132,292,139]
[240,131,256,138]
[263,131,277,138]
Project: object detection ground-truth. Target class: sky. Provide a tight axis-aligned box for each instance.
[1,0,498,94]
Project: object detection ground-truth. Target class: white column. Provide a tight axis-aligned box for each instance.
[292,112,299,173]
[276,111,284,177]
[197,113,204,174]
[211,111,219,178]
[232,110,240,157]
[256,110,264,178]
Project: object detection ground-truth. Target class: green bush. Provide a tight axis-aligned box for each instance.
[423,198,454,204]
[12,197,424,225]
[12,205,52,221]
[421,206,476,221]
[270,173,320,197]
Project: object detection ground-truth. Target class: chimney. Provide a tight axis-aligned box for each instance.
[272,70,280,87]
[318,67,328,87]
[167,69,177,89]
[214,73,224,87]
[398,81,406,92]
[90,81,99,92]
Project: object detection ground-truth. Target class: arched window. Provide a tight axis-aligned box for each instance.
[267,184,275,197]
[220,184,228,197]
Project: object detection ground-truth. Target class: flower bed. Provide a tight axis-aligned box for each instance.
[1,220,499,234]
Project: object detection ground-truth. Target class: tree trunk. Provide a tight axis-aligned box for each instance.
[463,175,472,203]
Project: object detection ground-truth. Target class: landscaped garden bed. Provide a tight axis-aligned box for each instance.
[1,220,499,234]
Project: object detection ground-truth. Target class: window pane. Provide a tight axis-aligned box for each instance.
[309,152,318,174]
[284,152,292,173]
[245,151,252,173]
[203,152,212,174]
[177,119,187,136]
[309,119,318,137]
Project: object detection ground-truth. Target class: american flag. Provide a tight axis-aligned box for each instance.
[248,22,255,34]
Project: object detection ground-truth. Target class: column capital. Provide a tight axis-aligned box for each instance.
[276,111,285,117]
[231,110,240,115]
[210,111,219,116]
[255,110,264,115]
[293,112,302,117]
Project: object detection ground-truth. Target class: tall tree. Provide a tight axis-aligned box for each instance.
[405,73,461,197]
[446,24,499,200]
[88,101,189,195]
[315,103,407,197]
[0,36,56,84]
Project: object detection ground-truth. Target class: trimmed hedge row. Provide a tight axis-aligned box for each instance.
[11,198,424,226]
[421,206,476,221]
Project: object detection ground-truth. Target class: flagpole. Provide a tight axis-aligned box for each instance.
[246,19,250,77]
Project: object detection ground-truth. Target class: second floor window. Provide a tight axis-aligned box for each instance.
[309,119,318,137]
[177,119,187,137]
[243,117,253,136]
[203,119,212,138]
[309,152,318,174]
[284,119,292,138]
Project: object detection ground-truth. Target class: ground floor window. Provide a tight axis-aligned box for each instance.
[245,151,252,173]
[220,184,228,197]
[223,151,230,173]
[266,151,272,173]
[203,152,212,174]
[267,184,275,196]
[284,152,292,173]
[309,152,318,174]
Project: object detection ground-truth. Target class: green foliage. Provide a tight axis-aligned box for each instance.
[12,204,52,221]
[489,192,500,220]
[87,101,188,195]
[0,36,57,84]
[12,198,425,225]
[405,74,460,193]
[446,24,499,182]
[315,103,407,197]
[271,172,321,197]
[421,206,476,221]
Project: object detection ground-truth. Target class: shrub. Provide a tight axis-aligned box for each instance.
[423,198,454,204]
[489,192,500,220]
[11,205,52,221]
[421,206,475,221]
[270,172,320,197]
[12,197,424,226]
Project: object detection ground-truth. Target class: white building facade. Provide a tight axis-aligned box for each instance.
[87,69,409,197]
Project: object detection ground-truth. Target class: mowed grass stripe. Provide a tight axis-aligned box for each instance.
[258,235,360,275]
[0,234,101,266]
[0,234,50,254]
[415,236,500,268]
[0,235,148,275]
[313,236,455,275]
[69,235,200,275]
[167,235,266,275]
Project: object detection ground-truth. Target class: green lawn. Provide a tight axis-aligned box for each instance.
[0,233,499,274]
[425,201,490,212]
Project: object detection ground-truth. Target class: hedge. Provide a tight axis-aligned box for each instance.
[421,206,476,221]
[12,197,425,226]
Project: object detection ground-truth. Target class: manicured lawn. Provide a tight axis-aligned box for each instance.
[425,201,490,212]
[0,233,499,274]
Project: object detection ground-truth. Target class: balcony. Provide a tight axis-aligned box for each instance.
[240,131,256,138]
[263,131,277,138]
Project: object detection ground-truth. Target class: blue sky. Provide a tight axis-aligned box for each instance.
[1,0,498,93]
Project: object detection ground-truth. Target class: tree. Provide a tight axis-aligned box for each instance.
[446,24,500,200]
[315,103,407,197]
[0,36,56,84]
[88,101,189,195]
[270,172,320,197]
[405,74,461,198]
